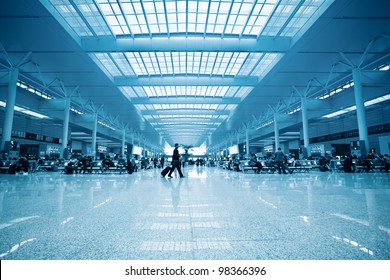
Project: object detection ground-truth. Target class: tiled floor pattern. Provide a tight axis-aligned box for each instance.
[0,166,389,260]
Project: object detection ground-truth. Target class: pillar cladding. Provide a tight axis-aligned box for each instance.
[274,113,280,151]
[246,129,250,158]
[301,96,310,152]
[352,67,369,155]
[121,129,126,157]
[91,113,98,159]
[61,96,71,159]
[1,67,19,151]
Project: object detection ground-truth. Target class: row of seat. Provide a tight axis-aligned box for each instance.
[240,159,319,174]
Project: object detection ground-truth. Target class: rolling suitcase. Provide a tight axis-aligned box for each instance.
[161,166,171,177]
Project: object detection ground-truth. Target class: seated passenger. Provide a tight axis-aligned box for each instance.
[249,154,263,174]
[318,156,329,172]
[384,155,390,172]
[16,156,29,173]
[233,156,241,171]
[343,155,354,173]
[102,155,112,171]
[359,155,372,172]
[117,155,126,173]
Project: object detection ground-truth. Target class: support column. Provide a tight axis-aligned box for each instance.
[246,129,250,158]
[301,96,310,156]
[352,68,369,155]
[1,67,19,152]
[91,113,98,159]
[237,133,239,145]
[61,96,71,159]
[121,129,126,157]
[225,142,228,158]
[274,113,280,151]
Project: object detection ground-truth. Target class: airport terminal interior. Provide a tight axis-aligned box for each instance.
[0,0,389,260]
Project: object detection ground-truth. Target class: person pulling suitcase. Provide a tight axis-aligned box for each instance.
[167,143,185,178]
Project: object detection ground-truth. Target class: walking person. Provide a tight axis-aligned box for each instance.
[167,143,185,178]
[275,148,288,174]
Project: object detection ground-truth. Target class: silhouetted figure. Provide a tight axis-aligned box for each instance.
[167,143,184,178]
[275,148,287,174]
[343,155,354,173]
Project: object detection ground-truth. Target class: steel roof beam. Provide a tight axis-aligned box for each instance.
[130,97,241,104]
[82,36,291,52]
[142,110,230,116]
[153,124,219,129]
[147,117,224,122]
[115,76,258,86]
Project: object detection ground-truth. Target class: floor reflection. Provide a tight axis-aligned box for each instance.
[0,167,389,259]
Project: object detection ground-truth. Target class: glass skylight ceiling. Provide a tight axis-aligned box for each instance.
[43,0,333,146]
[49,0,328,38]
[135,104,237,112]
[92,52,282,78]
[153,104,219,110]
[121,86,253,98]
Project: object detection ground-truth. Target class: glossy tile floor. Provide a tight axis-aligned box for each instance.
[0,166,389,260]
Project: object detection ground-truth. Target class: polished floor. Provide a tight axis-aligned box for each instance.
[0,166,389,260]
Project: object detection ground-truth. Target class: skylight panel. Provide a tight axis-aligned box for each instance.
[120,3,134,14]
[93,53,122,76]
[188,12,197,21]
[143,2,156,13]
[225,86,240,97]
[49,1,93,37]
[236,14,248,26]
[250,53,283,77]
[147,14,158,25]
[134,104,146,111]
[110,53,135,76]
[117,51,248,76]
[130,87,147,97]
[237,52,263,75]
[149,104,221,111]
[280,1,321,36]
[219,2,231,13]
[262,3,276,15]
[149,25,160,33]
[48,0,327,39]
[216,14,228,25]
[226,104,238,111]
[241,3,253,14]
[242,86,254,98]
[165,1,176,13]
[69,1,117,36]
[145,104,155,111]
[119,87,138,99]
[106,15,119,26]
[131,86,230,98]
[133,2,143,13]
[261,0,327,37]
[198,1,209,13]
